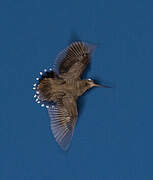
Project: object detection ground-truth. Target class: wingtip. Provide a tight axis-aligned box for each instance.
[84,42,97,52]
[59,143,70,151]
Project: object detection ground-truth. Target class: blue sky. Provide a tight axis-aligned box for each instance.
[0,0,153,179]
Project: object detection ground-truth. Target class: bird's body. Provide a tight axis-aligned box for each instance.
[38,77,90,101]
[34,42,110,150]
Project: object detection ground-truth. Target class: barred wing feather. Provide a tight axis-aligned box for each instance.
[48,97,78,150]
[53,42,96,79]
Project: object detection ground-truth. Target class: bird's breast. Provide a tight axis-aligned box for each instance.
[51,79,87,97]
[63,80,87,97]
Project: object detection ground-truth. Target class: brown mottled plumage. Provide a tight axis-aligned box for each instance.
[33,42,110,150]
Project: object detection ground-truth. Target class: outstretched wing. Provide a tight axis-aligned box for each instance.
[53,42,96,79]
[48,96,78,150]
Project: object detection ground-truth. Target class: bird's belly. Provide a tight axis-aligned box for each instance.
[64,84,83,97]
[51,80,84,98]
[54,84,77,96]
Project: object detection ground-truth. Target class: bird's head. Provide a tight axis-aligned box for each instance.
[86,78,112,88]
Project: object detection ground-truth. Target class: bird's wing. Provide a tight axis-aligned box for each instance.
[53,42,96,79]
[48,96,78,150]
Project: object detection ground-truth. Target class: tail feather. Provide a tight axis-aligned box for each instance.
[34,70,59,104]
[39,71,58,83]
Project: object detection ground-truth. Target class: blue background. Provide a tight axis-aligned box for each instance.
[0,0,153,179]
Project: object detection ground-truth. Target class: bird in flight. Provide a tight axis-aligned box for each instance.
[33,42,110,150]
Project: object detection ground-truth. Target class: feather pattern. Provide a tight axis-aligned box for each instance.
[33,41,100,150]
[36,70,65,102]
[53,42,96,79]
[48,97,77,150]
